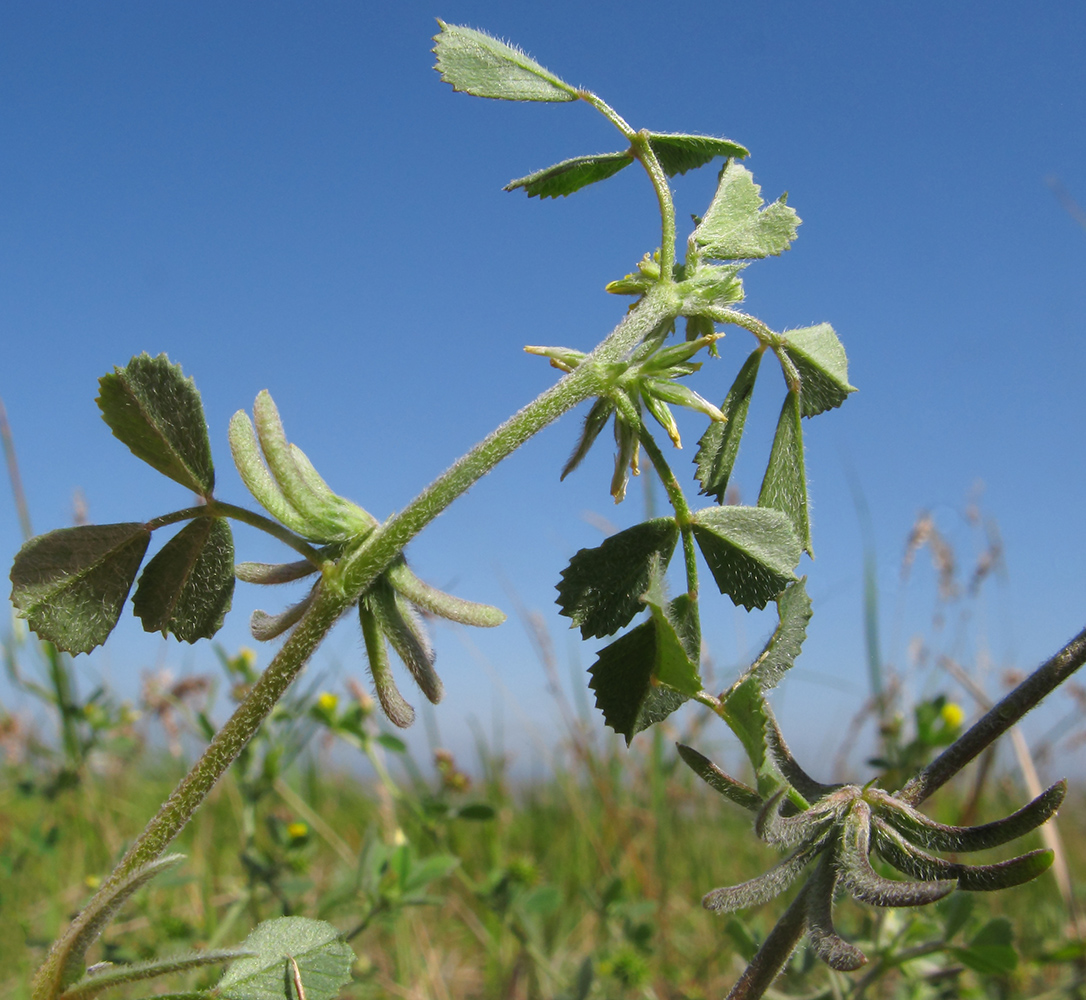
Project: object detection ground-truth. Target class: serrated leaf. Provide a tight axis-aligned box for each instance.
[133,518,235,642]
[695,349,762,502]
[952,918,1018,975]
[10,523,151,654]
[433,22,577,102]
[676,744,761,811]
[693,161,799,260]
[556,518,678,639]
[505,152,632,198]
[217,918,353,1000]
[647,132,749,176]
[741,578,813,692]
[644,594,702,697]
[778,324,856,417]
[758,392,811,556]
[691,506,800,610]
[587,600,695,745]
[97,354,215,496]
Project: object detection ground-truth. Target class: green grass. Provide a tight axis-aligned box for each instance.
[3,708,1084,1000]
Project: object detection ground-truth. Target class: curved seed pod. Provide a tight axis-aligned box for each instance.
[291,444,377,534]
[250,586,317,641]
[561,397,614,480]
[610,409,640,503]
[703,838,827,913]
[805,849,867,971]
[229,411,312,536]
[365,576,443,704]
[840,801,956,907]
[359,604,415,728]
[643,393,682,447]
[676,744,762,812]
[874,781,1065,852]
[756,791,841,849]
[871,817,1054,891]
[763,710,842,801]
[386,559,505,627]
[235,560,319,585]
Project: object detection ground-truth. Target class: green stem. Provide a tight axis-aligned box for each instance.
[144,501,323,564]
[34,287,681,1000]
[636,426,697,597]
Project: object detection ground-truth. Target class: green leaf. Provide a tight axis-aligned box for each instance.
[690,506,800,610]
[777,324,856,417]
[644,593,702,697]
[953,918,1018,975]
[694,349,762,502]
[217,917,353,1000]
[740,578,813,692]
[758,392,811,556]
[133,518,235,642]
[97,354,215,496]
[433,22,577,102]
[676,744,762,811]
[647,132,749,175]
[587,597,697,745]
[505,152,633,198]
[556,518,678,639]
[693,161,800,260]
[10,523,152,654]
[59,949,249,1000]
[722,677,780,797]
[455,803,496,821]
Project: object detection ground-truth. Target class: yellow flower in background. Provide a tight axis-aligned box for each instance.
[317,692,338,713]
[940,701,965,730]
[286,821,309,840]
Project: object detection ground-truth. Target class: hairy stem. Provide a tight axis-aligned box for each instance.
[636,426,698,597]
[726,880,810,1000]
[898,624,1086,806]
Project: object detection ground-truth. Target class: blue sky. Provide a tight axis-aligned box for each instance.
[2,3,1084,776]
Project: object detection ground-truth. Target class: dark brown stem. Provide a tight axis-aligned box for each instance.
[726,881,810,1000]
[898,625,1086,806]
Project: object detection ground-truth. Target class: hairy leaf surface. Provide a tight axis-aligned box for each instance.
[743,578,813,692]
[676,744,761,811]
[778,324,856,417]
[11,523,151,653]
[693,161,799,260]
[97,354,215,496]
[133,517,235,642]
[758,391,811,556]
[217,917,353,1000]
[505,152,632,198]
[557,518,678,638]
[433,22,576,102]
[694,349,761,502]
[647,132,749,175]
[691,505,800,610]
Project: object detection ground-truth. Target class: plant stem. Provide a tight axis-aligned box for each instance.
[637,426,698,597]
[33,286,680,1000]
[898,623,1086,806]
[144,502,323,564]
[725,880,810,1000]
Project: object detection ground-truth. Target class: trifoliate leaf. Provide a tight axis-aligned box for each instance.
[557,518,678,638]
[777,324,856,417]
[695,349,762,502]
[758,392,811,556]
[647,133,749,176]
[97,354,215,496]
[10,523,151,653]
[742,578,812,692]
[433,22,577,102]
[217,917,353,1000]
[505,152,633,198]
[133,517,235,642]
[691,506,800,610]
[587,596,698,745]
[693,161,799,261]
